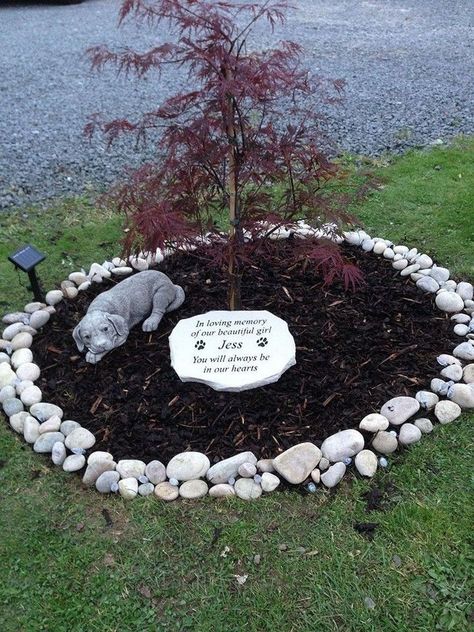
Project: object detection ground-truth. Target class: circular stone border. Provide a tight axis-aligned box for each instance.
[1,223,473,500]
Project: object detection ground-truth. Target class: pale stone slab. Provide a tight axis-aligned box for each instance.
[169,310,296,392]
[166,451,210,481]
[380,396,420,425]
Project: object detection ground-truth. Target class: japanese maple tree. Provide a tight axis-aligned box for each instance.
[87,0,362,309]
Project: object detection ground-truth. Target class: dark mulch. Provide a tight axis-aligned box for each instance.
[34,240,456,463]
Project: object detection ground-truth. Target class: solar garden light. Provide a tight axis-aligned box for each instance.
[8,244,46,303]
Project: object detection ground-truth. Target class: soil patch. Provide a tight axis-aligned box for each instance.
[34,240,456,463]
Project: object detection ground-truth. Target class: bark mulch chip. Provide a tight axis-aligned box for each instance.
[34,240,456,463]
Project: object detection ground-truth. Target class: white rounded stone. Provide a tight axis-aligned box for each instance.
[456,282,473,301]
[87,451,114,464]
[119,477,139,499]
[465,300,474,314]
[273,442,322,484]
[361,238,374,252]
[344,230,368,246]
[383,247,395,259]
[393,245,409,255]
[38,415,62,434]
[3,398,23,416]
[51,441,67,466]
[451,313,471,324]
[30,402,63,422]
[414,418,434,434]
[129,257,148,271]
[16,362,40,382]
[400,263,420,277]
[46,290,63,306]
[2,312,29,325]
[64,427,96,450]
[10,332,33,351]
[82,459,117,486]
[209,483,236,498]
[145,460,166,484]
[256,458,275,473]
[16,380,34,397]
[453,324,469,337]
[416,276,440,293]
[441,280,457,292]
[355,450,378,477]
[154,481,179,501]
[436,292,464,313]
[234,478,262,500]
[63,286,78,299]
[167,451,210,482]
[112,257,127,267]
[2,322,26,341]
[138,482,155,496]
[463,364,474,383]
[0,364,16,389]
[206,452,257,485]
[431,378,451,396]
[393,259,408,271]
[9,410,28,433]
[321,462,346,488]
[261,472,281,492]
[440,364,463,381]
[29,310,50,330]
[0,339,12,353]
[373,241,386,255]
[453,342,474,361]
[69,271,88,286]
[417,254,433,269]
[111,266,133,277]
[23,416,40,443]
[429,266,450,284]
[411,273,423,282]
[60,420,81,436]
[359,413,389,432]
[24,302,44,314]
[88,263,111,280]
[318,457,330,471]
[63,454,86,472]
[321,429,364,462]
[179,479,208,499]
[20,385,42,406]
[0,385,16,403]
[116,459,146,479]
[434,400,462,424]
[238,462,257,478]
[11,348,33,369]
[448,383,474,409]
[398,423,422,446]
[96,471,121,493]
[372,431,398,454]
[78,280,91,292]
[0,352,10,365]
[33,432,65,453]
[437,354,461,367]
[380,396,420,425]
[310,469,321,484]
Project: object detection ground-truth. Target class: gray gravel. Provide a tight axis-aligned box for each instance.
[0,0,472,209]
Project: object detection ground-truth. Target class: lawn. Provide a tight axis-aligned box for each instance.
[0,138,473,632]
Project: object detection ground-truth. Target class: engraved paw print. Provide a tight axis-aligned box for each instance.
[195,340,206,350]
[257,337,268,347]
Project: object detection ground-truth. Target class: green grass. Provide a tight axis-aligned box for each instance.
[0,138,473,631]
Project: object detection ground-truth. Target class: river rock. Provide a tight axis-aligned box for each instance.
[166,451,210,481]
[380,396,420,425]
[456,282,473,301]
[321,462,346,488]
[95,470,120,494]
[63,454,86,472]
[234,478,262,500]
[417,254,433,269]
[453,324,469,337]
[0,352,10,365]
[448,383,474,409]
[373,241,386,255]
[24,302,44,313]
[3,398,24,416]
[344,230,368,246]
[154,481,179,501]
[383,248,395,259]
[119,477,138,500]
[45,290,63,306]
[431,378,451,396]
[9,411,28,433]
[393,245,409,255]
[318,457,330,471]
[372,431,398,454]
[33,432,65,453]
[38,415,62,434]
[20,385,42,406]
[414,418,434,434]
[15,380,33,396]
[273,442,321,484]
[69,271,88,285]
[435,292,464,313]
[437,353,461,367]
[0,364,16,388]
[11,348,33,369]
[398,423,422,445]
[112,266,133,277]
[51,441,67,465]
[16,362,40,382]
[359,413,389,432]
[465,300,474,314]
[10,332,33,351]
[453,342,474,361]
[179,479,208,499]
[129,256,148,271]
[206,451,256,485]
[463,364,474,383]
[2,311,29,325]
[414,391,438,412]
[29,310,50,330]
[260,472,280,492]
[23,416,40,443]
[60,420,81,436]
[440,364,463,381]
[138,482,155,496]
[400,263,420,277]
[145,460,166,484]
[65,427,96,450]
[416,276,439,293]
[451,313,471,324]
[0,385,16,403]
[257,458,275,473]
[393,259,408,271]
[209,483,236,498]
[30,402,63,422]
[434,401,462,424]
[238,463,257,478]
[355,450,378,477]
[116,459,146,479]
[321,429,364,462]
[361,238,374,252]
[2,322,26,340]
[82,459,117,486]
[430,266,450,284]
[88,262,111,280]
[87,451,114,465]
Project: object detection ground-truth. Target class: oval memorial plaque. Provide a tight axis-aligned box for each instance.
[169,310,296,392]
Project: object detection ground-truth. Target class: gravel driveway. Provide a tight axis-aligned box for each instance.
[0,0,472,209]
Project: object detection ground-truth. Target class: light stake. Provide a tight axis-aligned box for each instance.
[8,244,46,302]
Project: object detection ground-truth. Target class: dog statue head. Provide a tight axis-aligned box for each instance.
[72,311,129,357]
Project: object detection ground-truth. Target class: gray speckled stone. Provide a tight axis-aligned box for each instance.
[414,418,434,434]
[95,470,120,494]
[116,459,146,479]
[33,432,65,453]
[179,479,208,499]
[9,411,28,433]
[434,401,461,424]
[355,450,378,477]
[154,481,179,501]
[138,482,155,496]
[145,460,166,484]
[51,441,67,466]
[372,431,398,454]
[23,416,40,443]
[398,423,422,446]
[63,454,86,472]
[3,398,24,416]
[209,483,236,498]
[234,478,262,500]
[261,472,280,492]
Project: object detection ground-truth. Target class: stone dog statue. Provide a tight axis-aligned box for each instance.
[73,270,185,364]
